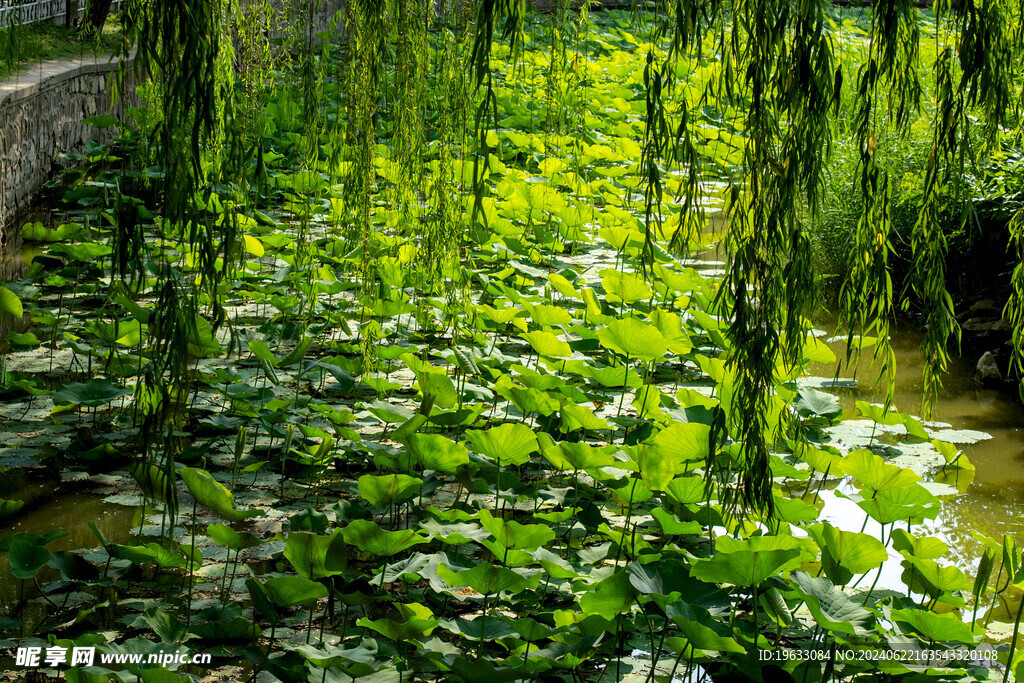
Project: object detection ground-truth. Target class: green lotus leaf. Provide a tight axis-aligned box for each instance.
[245,577,280,626]
[579,363,643,388]
[284,530,347,580]
[665,601,745,653]
[794,386,842,420]
[664,475,705,505]
[180,467,264,522]
[342,519,426,556]
[651,507,704,535]
[51,379,132,407]
[363,399,415,425]
[601,270,651,304]
[521,330,571,358]
[890,528,948,560]
[476,509,555,552]
[474,304,520,325]
[190,604,257,645]
[650,421,711,464]
[504,615,557,642]
[932,439,974,470]
[648,309,692,354]
[806,522,888,585]
[358,602,438,642]
[358,473,423,508]
[541,440,615,473]
[404,433,470,473]
[419,519,488,545]
[772,495,819,523]
[901,413,930,441]
[889,608,977,644]
[801,334,836,364]
[288,639,381,670]
[141,606,190,644]
[377,553,432,584]
[0,530,68,552]
[579,571,637,616]
[690,535,803,587]
[8,541,51,579]
[206,523,262,551]
[900,556,972,598]
[288,508,330,533]
[626,443,673,491]
[417,371,458,409]
[47,550,101,583]
[264,575,327,607]
[464,423,539,467]
[248,341,280,384]
[559,401,611,432]
[49,241,112,262]
[437,562,538,596]
[440,616,517,641]
[107,542,194,569]
[791,571,873,635]
[0,286,23,318]
[524,303,573,328]
[839,449,920,493]
[792,440,842,474]
[855,401,903,426]
[130,463,177,507]
[626,560,724,613]
[597,317,669,362]
[0,499,24,519]
[856,484,940,524]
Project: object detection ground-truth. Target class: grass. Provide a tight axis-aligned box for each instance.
[0,16,122,82]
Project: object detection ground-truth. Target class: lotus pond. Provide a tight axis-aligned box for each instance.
[0,7,1023,683]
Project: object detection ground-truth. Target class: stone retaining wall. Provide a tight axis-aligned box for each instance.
[0,56,135,243]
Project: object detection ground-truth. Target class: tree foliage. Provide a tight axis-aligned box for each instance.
[111,0,1024,521]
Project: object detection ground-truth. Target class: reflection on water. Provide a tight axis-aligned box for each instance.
[811,321,1024,620]
[0,488,136,634]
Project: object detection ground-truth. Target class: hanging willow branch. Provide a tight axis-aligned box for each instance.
[111,0,232,448]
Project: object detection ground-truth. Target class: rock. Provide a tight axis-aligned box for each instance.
[969,299,998,314]
[976,351,1002,387]
[962,317,1010,334]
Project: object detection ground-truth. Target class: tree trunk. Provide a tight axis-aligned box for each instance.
[83,0,113,35]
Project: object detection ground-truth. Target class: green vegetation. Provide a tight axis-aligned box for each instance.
[0,1,1022,682]
[0,16,121,81]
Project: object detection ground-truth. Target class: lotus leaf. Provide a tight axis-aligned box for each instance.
[343,519,426,556]
[597,317,669,361]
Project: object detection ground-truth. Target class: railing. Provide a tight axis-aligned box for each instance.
[0,0,124,28]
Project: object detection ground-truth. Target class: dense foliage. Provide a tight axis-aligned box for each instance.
[0,1,1023,682]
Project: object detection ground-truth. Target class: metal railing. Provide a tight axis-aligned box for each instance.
[0,1,124,28]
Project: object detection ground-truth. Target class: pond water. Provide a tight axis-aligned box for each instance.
[810,318,1024,620]
[694,229,1023,620]
[0,477,136,635]
[0,213,1022,633]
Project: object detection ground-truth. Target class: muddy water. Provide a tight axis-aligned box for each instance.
[0,211,140,633]
[0,484,136,635]
[809,319,1024,621]
[696,229,1023,619]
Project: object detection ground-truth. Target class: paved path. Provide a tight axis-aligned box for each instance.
[0,53,122,108]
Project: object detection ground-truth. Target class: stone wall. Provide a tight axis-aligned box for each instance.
[0,56,134,243]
